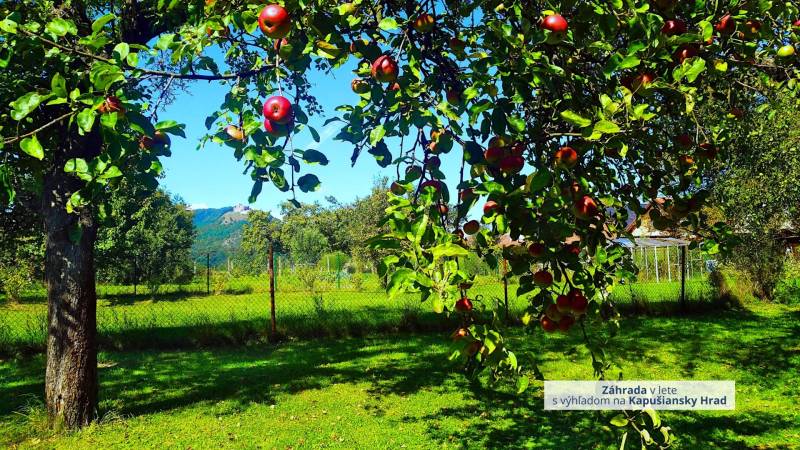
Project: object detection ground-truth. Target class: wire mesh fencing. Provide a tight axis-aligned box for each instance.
[0,249,722,355]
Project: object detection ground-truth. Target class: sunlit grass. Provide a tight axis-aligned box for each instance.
[1,301,797,449]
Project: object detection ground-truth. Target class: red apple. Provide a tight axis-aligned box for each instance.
[483,200,501,216]
[390,181,406,195]
[554,146,578,169]
[558,314,576,331]
[541,14,568,33]
[715,14,735,34]
[563,242,581,256]
[674,44,698,64]
[556,294,571,313]
[258,4,291,39]
[264,119,292,136]
[351,78,370,94]
[413,13,435,32]
[450,37,466,52]
[675,133,693,148]
[510,141,526,156]
[631,72,656,93]
[533,270,553,288]
[463,220,480,235]
[446,89,462,106]
[744,19,761,34]
[263,96,293,124]
[455,297,473,312]
[459,188,475,202]
[540,316,558,333]
[484,146,505,165]
[225,125,246,142]
[545,304,563,321]
[661,19,687,36]
[698,143,717,159]
[438,204,449,215]
[528,243,546,258]
[499,155,524,174]
[371,55,399,83]
[388,82,401,92]
[451,328,469,341]
[573,195,599,220]
[568,290,588,315]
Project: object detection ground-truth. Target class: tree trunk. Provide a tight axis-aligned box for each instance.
[43,131,101,430]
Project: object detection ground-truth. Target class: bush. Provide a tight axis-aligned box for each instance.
[723,235,787,300]
[0,262,33,303]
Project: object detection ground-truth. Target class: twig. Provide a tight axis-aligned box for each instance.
[2,111,75,145]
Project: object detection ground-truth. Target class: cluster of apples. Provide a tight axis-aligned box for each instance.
[482,136,526,175]
[540,289,589,333]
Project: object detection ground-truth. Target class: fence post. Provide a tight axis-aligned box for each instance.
[268,242,277,337]
[206,253,210,295]
[654,247,659,282]
[680,245,687,310]
[502,259,510,323]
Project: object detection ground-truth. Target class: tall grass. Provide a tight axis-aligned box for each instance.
[0,273,722,356]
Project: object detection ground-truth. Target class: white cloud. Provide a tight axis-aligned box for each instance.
[188,203,209,210]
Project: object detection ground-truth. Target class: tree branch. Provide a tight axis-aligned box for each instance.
[2,112,75,146]
[22,28,275,81]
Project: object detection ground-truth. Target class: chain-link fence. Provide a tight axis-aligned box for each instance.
[0,246,722,355]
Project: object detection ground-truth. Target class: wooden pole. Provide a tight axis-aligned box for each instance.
[502,259,510,323]
[206,253,210,295]
[269,242,277,337]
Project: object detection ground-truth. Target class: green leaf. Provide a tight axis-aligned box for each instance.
[617,54,641,70]
[642,408,661,428]
[378,17,399,31]
[431,243,469,260]
[51,73,67,98]
[113,42,129,61]
[100,165,122,179]
[19,135,44,160]
[64,158,89,173]
[302,150,329,165]
[527,170,552,192]
[46,18,78,36]
[155,34,175,51]
[610,414,629,427]
[91,14,116,33]
[155,120,186,138]
[0,164,15,204]
[297,173,321,192]
[516,375,530,394]
[685,58,706,83]
[76,108,96,134]
[592,120,621,135]
[0,18,18,34]
[369,125,386,146]
[387,268,415,298]
[560,110,592,128]
[10,92,51,121]
[507,115,526,132]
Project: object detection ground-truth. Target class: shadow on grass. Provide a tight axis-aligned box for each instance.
[2,305,798,448]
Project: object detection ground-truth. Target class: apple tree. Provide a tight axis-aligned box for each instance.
[1,0,799,445]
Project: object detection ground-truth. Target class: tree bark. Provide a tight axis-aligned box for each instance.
[43,130,101,429]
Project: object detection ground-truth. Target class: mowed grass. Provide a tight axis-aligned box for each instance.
[0,275,718,355]
[2,301,797,449]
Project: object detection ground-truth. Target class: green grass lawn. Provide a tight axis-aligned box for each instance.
[2,301,797,449]
[0,275,717,355]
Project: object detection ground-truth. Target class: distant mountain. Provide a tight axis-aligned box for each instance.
[191,205,253,267]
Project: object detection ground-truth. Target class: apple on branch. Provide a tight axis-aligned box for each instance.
[259,4,291,39]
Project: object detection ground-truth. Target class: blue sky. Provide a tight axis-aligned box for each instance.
[158,62,464,215]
